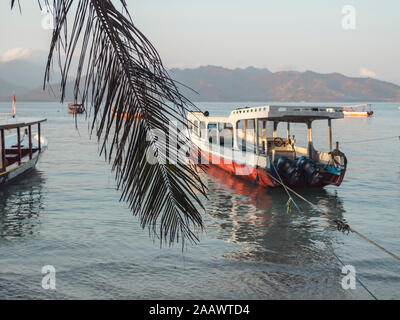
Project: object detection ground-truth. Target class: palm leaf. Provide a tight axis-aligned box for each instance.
[12,0,207,246]
[11,0,21,11]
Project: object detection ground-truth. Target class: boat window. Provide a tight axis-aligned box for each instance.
[220,123,233,147]
[208,122,218,144]
[247,119,254,129]
[236,119,256,151]
[248,119,256,152]
[193,120,199,136]
[200,121,206,138]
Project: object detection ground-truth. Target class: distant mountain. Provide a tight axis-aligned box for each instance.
[3,64,400,102]
[0,60,61,89]
[17,83,64,102]
[0,78,29,98]
[0,80,64,102]
[0,58,63,102]
[15,77,89,102]
[170,66,400,102]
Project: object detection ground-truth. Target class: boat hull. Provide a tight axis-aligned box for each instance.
[0,152,40,186]
[199,148,345,189]
[343,111,373,117]
[68,107,85,114]
[0,134,47,187]
[68,104,85,114]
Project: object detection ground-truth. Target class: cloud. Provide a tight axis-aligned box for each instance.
[359,67,376,78]
[1,48,35,63]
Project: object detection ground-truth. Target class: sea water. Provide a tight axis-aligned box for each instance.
[0,102,399,299]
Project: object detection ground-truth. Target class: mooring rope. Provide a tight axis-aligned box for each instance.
[341,135,400,144]
[270,162,300,213]
[326,242,378,300]
[350,229,400,261]
[264,171,400,261]
[264,170,380,299]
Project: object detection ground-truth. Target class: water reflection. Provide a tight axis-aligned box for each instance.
[202,165,346,265]
[0,170,45,241]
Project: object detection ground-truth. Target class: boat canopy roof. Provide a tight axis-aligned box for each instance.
[342,104,371,111]
[188,105,343,124]
[0,117,47,130]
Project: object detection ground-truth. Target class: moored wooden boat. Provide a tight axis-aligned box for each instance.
[187,105,347,189]
[0,118,47,186]
[110,106,141,120]
[342,104,373,117]
[68,102,85,114]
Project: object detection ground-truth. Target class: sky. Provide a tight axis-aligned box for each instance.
[0,0,399,83]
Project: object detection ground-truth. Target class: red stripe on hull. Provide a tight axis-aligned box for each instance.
[200,149,276,187]
[199,149,345,189]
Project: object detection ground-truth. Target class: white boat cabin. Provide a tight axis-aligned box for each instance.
[0,117,47,175]
[187,105,344,166]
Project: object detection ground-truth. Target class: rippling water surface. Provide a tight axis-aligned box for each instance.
[0,102,399,299]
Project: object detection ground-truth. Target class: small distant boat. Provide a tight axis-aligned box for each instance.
[110,106,141,120]
[0,117,47,186]
[342,104,373,117]
[68,102,85,114]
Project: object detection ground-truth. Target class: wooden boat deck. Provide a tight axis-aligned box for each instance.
[0,118,47,184]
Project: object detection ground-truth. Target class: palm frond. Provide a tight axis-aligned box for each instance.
[14,0,207,245]
[11,0,21,11]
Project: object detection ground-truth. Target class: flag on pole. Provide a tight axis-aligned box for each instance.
[12,92,16,118]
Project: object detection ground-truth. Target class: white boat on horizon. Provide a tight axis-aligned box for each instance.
[341,104,373,117]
